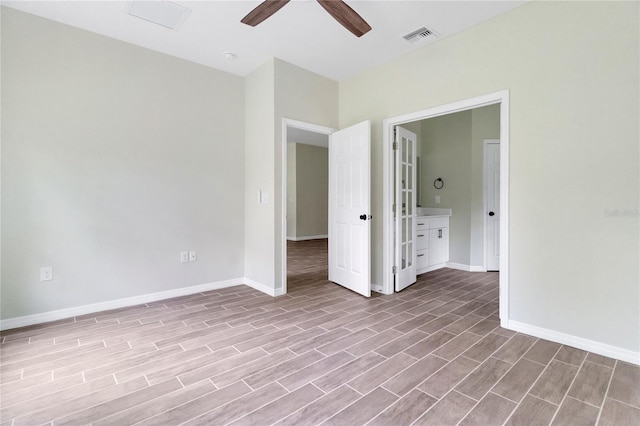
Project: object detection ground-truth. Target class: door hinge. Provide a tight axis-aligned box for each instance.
[392,266,397,274]
[392,141,398,150]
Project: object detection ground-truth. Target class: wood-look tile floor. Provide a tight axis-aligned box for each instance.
[1,238,639,425]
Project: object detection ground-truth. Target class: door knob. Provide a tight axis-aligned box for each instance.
[488,211,495,216]
[359,214,372,220]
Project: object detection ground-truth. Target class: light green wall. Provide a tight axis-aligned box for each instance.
[339,1,639,352]
[421,110,473,265]
[418,105,499,268]
[1,8,246,318]
[294,144,328,238]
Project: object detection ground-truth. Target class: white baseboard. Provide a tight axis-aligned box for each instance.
[446,262,486,272]
[5,277,636,366]
[0,278,249,331]
[243,278,283,297]
[371,282,386,294]
[1,276,285,331]
[286,235,328,241]
[505,319,640,366]
[417,263,447,275]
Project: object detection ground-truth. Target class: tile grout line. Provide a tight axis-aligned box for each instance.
[594,359,617,425]
[566,394,602,410]
[494,338,553,423]
[453,349,524,424]
[124,380,222,425]
[547,348,589,425]
[2,260,633,426]
[505,339,566,424]
[605,394,640,410]
[262,383,330,426]
[477,390,522,426]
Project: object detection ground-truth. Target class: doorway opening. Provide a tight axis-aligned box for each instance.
[382,90,510,323]
[281,119,335,295]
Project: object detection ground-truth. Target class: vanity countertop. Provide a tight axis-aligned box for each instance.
[417,207,452,217]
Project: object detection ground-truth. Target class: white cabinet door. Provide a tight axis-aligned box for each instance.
[429,227,449,265]
[328,121,371,297]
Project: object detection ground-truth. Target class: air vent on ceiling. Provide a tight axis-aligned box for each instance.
[129,1,191,30]
[403,27,437,44]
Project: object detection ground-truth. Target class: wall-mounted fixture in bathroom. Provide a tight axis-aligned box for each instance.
[433,177,444,189]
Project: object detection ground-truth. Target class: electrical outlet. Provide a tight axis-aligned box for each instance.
[40,266,53,281]
[189,251,197,262]
[180,251,189,263]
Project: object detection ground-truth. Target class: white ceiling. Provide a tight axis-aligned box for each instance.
[3,0,528,81]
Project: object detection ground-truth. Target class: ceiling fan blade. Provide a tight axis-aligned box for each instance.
[241,0,291,27]
[316,0,371,37]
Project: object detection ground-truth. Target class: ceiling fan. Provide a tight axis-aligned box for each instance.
[241,0,372,37]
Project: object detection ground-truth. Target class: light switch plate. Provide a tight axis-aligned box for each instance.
[435,195,440,204]
[189,251,197,262]
[40,266,53,281]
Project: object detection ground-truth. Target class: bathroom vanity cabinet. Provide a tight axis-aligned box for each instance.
[416,216,450,274]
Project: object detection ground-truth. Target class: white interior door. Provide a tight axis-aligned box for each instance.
[394,126,417,291]
[328,121,371,297]
[484,140,500,271]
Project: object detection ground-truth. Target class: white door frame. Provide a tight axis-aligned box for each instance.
[483,139,501,272]
[382,90,510,324]
[281,118,336,294]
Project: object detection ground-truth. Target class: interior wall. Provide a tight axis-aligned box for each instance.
[1,8,246,319]
[420,111,472,265]
[244,59,276,290]
[418,105,499,269]
[274,59,339,290]
[294,144,328,238]
[339,1,639,354]
[245,59,337,292]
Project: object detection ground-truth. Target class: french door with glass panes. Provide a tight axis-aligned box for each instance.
[394,126,417,291]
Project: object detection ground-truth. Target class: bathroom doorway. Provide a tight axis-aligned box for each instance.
[382,90,510,322]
